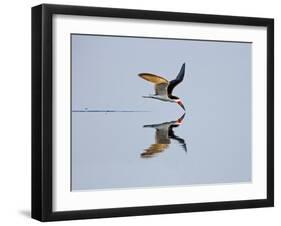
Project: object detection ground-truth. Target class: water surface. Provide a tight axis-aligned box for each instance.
[71,110,251,191]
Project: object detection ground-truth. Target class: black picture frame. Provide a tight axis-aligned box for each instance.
[32,3,274,222]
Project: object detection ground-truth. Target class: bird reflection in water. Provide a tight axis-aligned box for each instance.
[141,114,187,158]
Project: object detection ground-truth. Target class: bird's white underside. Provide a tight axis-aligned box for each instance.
[142,95,176,103]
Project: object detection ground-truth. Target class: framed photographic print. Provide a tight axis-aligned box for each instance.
[32,4,274,221]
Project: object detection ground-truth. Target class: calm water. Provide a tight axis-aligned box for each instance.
[71,111,251,191]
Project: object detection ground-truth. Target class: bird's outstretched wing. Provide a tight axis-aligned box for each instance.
[155,83,168,95]
[167,63,185,95]
[138,73,169,95]
[138,73,169,84]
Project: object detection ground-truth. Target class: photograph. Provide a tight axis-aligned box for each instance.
[31,3,274,221]
[71,34,252,191]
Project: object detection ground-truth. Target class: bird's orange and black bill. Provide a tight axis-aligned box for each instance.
[178,101,185,111]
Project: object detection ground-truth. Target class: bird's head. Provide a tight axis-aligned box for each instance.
[175,98,185,111]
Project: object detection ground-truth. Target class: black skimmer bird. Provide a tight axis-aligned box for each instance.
[141,114,187,158]
[138,63,186,111]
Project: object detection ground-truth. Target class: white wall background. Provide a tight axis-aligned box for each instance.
[0,0,278,225]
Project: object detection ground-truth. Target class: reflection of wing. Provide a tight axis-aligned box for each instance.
[138,73,169,96]
[141,114,187,158]
[141,128,170,158]
[168,126,187,152]
[141,144,169,158]
[155,128,170,144]
[168,113,187,152]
